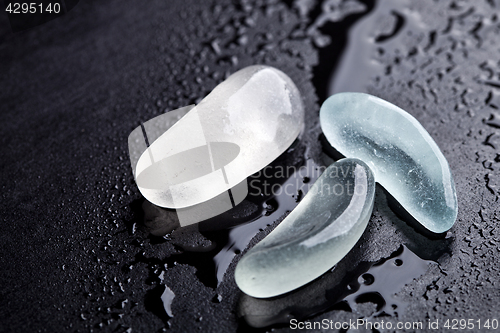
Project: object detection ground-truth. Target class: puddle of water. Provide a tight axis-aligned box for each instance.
[160,285,175,317]
[130,142,323,289]
[310,0,375,101]
[238,245,435,329]
[145,285,174,328]
[317,0,426,96]
[211,157,321,286]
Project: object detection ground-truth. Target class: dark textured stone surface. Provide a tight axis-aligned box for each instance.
[0,0,499,332]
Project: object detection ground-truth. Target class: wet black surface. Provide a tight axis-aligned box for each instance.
[238,245,439,329]
[1,0,500,332]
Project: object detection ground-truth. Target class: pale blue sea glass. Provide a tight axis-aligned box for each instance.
[234,158,375,298]
[320,92,457,233]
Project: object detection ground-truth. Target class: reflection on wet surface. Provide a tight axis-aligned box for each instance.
[134,141,322,288]
[237,245,437,329]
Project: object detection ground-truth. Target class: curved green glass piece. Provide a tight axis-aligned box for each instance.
[235,158,375,298]
[320,92,457,233]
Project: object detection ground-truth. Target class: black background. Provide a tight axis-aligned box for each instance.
[1,0,499,332]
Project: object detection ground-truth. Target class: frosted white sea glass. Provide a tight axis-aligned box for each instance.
[320,92,457,233]
[128,105,193,179]
[129,106,249,226]
[135,65,304,209]
[235,158,375,298]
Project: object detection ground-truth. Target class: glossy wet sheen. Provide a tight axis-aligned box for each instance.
[234,158,375,298]
[320,92,457,233]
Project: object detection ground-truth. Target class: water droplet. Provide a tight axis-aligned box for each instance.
[360,273,374,285]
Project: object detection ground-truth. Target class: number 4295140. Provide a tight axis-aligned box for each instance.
[443,319,499,330]
[6,3,61,14]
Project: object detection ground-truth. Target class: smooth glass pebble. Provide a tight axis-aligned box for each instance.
[129,106,249,226]
[320,92,457,233]
[128,105,193,180]
[234,158,375,298]
[135,65,304,209]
